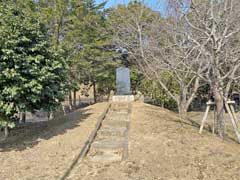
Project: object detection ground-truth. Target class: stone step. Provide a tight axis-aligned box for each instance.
[95,135,125,142]
[102,120,129,128]
[111,106,128,109]
[110,105,128,109]
[86,102,131,163]
[110,117,129,122]
[89,145,123,154]
[110,109,128,112]
[89,146,122,157]
[89,152,122,162]
[114,111,128,115]
[91,139,125,150]
[105,113,129,121]
[106,112,128,119]
[105,115,129,121]
[111,103,128,107]
[110,111,128,115]
[112,95,134,102]
[111,107,128,110]
[98,127,127,137]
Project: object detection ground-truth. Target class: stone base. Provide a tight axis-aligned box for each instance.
[112,95,134,102]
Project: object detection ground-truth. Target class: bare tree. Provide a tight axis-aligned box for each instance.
[169,0,240,138]
[109,1,205,117]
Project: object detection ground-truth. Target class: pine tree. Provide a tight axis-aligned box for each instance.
[64,0,117,103]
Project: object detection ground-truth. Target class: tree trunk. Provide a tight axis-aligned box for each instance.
[69,90,73,111]
[213,85,225,138]
[107,91,110,101]
[178,89,189,119]
[178,101,188,119]
[73,90,77,109]
[93,81,97,103]
[4,126,9,139]
[21,112,26,123]
[161,101,165,108]
[47,112,53,120]
[78,95,81,106]
[62,105,66,115]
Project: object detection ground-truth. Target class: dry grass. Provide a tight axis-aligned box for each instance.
[66,103,240,180]
[1,102,240,180]
[0,103,108,180]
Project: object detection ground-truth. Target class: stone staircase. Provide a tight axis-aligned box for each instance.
[87,102,131,162]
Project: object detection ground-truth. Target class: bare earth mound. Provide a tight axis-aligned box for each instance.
[1,102,240,180]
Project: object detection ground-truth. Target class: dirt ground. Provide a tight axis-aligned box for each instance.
[0,102,108,180]
[1,102,240,180]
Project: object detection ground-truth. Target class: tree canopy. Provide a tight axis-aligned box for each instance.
[0,1,67,128]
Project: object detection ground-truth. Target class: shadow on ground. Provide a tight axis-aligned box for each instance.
[176,111,239,144]
[0,108,92,152]
[144,104,239,144]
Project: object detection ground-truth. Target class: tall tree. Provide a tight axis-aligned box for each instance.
[0,1,67,136]
[64,0,117,103]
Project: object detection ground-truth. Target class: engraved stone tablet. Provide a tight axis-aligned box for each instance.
[116,67,131,95]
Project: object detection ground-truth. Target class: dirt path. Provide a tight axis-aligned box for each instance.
[1,102,240,180]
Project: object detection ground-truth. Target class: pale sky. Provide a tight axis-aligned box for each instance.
[96,0,168,15]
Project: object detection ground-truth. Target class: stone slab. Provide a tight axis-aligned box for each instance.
[112,95,134,102]
[116,67,131,95]
[98,127,127,137]
[90,153,122,162]
[102,120,128,128]
[91,139,124,149]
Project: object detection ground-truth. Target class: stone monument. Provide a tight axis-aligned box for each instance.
[113,67,134,102]
[116,67,131,95]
